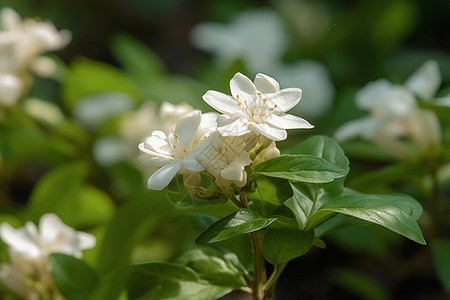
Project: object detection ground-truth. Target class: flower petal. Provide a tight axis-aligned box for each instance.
[230,72,257,105]
[182,154,205,172]
[76,232,97,251]
[138,141,172,159]
[147,160,181,190]
[266,114,314,129]
[405,60,441,100]
[265,88,302,112]
[254,73,280,93]
[138,154,173,168]
[251,122,287,141]
[334,117,380,141]
[203,90,242,115]
[221,161,245,181]
[217,117,253,137]
[174,110,201,146]
[0,223,40,256]
[39,213,68,245]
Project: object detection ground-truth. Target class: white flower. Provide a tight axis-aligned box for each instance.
[0,73,23,106]
[139,110,217,190]
[191,9,287,74]
[0,213,96,259]
[0,213,95,299]
[203,72,313,141]
[334,61,444,158]
[74,92,136,130]
[0,8,70,74]
[195,132,256,190]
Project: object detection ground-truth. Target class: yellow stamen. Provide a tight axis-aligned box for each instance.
[274,104,277,108]
[248,124,253,128]
[236,94,240,98]
[263,98,267,102]
[183,149,186,153]
[262,112,267,116]
[238,102,242,106]
[173,145,176,149]
[269,108,274,111]
[244,100,247,105]
[224,136,228,140]
[257,92,261,95]
[175,134,179,138]
[171,155,175,158]
[176,140,180,144]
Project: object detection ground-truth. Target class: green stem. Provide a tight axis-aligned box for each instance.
[264,262,287,299]
[429,167,440,240]
[240,191,267,300]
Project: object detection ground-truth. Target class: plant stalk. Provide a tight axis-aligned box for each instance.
[239,191,268,300]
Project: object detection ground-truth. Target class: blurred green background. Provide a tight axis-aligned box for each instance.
[1,0,450,299]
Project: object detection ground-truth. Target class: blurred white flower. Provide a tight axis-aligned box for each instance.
[74,92,136,129]
[0,7,70,106]
[24,98,64,125]
[93,136,130,167]
[405,60,441,100]
[0,213,96,259]
[335,60,444,159]
[0,8,70,74]
[272,61,334,118]
[203,72,313,141]
[139,110,217,190]
[0,213,95,299]
[0,73,23,106]
[191,9,287,73]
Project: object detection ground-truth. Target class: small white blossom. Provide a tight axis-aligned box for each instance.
[139,110,217,190]
[334,61,443,158]
[191,9,287,74]
[196,132,257,191]
[0,213,96,259]
[0,73,23,106]
[203,72,313,141]
[0,213,96,299]
[0,8,70,75]
[0,8,70,106]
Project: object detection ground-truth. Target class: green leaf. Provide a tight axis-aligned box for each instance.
[196,209,276,244]
[309,190,426,245]
[176,248,246,288]
[419,100,450,124]
[49,253,97,300]
[25,162,88,224]
[110,34,166,81]
[284,182,318,229]
[288,135,349,195]
[432,239,450,293]
[246,177,293,217]
[331,268,388,300]
[314,214,368,238]
[262,217,314,265]
[348,161,426,194]
[250,154,346,184]
[25,163,115,228]
[62,57,139,110]
[127,262,231,300]
[371,0,416,49]
[91,190,179,300]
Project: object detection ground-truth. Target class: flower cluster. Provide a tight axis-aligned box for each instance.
[334,60,447,159]
[0,214,96,299]
[139,72,313,195]
[0,8,71,106]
